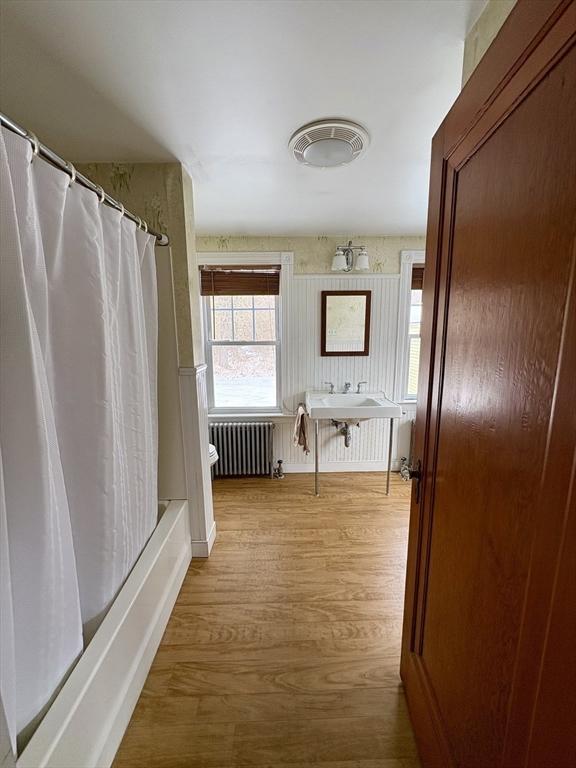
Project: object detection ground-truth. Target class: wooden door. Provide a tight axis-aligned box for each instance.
[400,1,576,766]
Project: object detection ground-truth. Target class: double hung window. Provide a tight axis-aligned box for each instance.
[406,265,423,400]
[201,265,281,412]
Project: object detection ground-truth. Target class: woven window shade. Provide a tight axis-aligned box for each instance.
[199,265,281,296]
[411,265,425,290]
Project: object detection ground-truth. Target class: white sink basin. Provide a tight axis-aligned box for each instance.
[305,391,402,420]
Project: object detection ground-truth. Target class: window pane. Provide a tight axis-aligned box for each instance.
[212,296,232,309]
[407,336,421,398]
[411,289,422,305]
[409,321,421,335]
[409,304,422,324]
[233,310,254,341]
[232,295,252,309]
[255,309,276,340]
[212,345,276,408]
[254,295,275,309]
[213,310,233,340]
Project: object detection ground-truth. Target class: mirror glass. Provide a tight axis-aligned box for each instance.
[321,290,371,356]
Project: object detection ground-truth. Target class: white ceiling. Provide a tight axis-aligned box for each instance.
[0,0,485,235]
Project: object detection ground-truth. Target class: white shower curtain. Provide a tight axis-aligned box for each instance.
[0,127,158,754]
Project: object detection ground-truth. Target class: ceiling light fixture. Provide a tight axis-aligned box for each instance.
[331,241,370,272]
[289,119,370,168]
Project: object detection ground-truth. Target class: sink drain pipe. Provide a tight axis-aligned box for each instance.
[331,419,360,448]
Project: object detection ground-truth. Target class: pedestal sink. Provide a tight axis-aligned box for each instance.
[305,391,403,496]
[305,391,402,420]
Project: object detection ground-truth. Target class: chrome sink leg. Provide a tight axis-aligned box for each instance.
[386,417,394,495]
[315,419,320,496]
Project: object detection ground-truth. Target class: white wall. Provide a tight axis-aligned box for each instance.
[202,251,420,472]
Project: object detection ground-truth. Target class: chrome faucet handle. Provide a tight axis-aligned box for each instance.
[343,382,351,393]
[322,381,335,395]
[356,381,368,393]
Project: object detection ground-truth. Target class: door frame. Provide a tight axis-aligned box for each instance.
[400,1,576,764]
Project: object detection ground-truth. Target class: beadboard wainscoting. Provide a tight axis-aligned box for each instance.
[278,272,414,472]
[200,250,422,473]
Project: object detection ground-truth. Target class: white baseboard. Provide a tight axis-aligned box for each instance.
[191,520,217,557]
[283,460,402,473]
[17,500,191,768]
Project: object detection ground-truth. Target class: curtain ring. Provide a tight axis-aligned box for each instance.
[28,132,39,163]
[135,216,142,230]
[95,185,105,204]
[66,161,76,188]
[119,203,125,218]
[142,220,148,233]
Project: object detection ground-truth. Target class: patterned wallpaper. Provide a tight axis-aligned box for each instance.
[73,161,426,370]
[462,0,516,84]
[196,235,426,275]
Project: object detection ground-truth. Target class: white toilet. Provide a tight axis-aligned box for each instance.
[208,443,219,467]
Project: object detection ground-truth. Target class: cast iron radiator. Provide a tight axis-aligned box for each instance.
[209,422,275,478]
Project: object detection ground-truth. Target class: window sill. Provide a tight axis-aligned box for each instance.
[208,411,289,420]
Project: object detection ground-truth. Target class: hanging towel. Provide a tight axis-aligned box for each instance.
[293,404,310,455]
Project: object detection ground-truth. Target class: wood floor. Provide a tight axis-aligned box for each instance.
[113,472,420,768]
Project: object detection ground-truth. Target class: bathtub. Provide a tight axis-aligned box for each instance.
[17,499,192,768]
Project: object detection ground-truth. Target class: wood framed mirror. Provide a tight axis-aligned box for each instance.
[321,290,371,356]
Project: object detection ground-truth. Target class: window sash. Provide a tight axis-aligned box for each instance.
[394,251,428,403]
[209,340,279,347]
[209,296,277,343]
[204,296,281,413]
[404,283,422,399]
[405,332,421,400]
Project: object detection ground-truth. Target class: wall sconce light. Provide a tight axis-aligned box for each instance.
[331,241,369,272]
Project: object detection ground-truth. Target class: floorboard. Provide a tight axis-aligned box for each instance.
[113,472,420,767]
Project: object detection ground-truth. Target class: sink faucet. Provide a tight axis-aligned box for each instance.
[356,381,368,393]
[322,381,335,395]
[343,382,351,394]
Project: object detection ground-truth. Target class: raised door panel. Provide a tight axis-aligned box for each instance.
[526,505,576,766]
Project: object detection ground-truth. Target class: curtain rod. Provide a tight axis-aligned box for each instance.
[0,112,170,246]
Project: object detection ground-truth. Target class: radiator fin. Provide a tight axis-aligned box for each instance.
[209,422,275,478]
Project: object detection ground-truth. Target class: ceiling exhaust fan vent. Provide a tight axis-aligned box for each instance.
[289,119,370,168]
